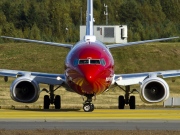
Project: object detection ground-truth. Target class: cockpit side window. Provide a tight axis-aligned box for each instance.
[100,59,106,66]
[73,59,79,66]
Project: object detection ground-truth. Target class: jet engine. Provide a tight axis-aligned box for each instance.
[10,77,40,103]
[140,77,169,103]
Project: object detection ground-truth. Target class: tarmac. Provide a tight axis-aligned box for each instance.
[1,108,180,121]
[0,108,180,130]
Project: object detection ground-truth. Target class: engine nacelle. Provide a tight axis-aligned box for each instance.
[140,77,169,103]
[10,77,40,103]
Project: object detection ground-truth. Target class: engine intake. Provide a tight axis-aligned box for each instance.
[10,77,40,103]
[140,77,169,103]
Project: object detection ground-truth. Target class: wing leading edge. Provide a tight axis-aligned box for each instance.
[114,70,180,86]
[0,69,65,85]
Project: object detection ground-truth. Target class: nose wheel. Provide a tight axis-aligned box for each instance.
[83,102,94,112]
[83,95,95,112]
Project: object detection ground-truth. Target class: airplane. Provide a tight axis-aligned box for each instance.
[0,0,179,112]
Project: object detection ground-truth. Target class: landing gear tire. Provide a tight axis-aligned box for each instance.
[42,85,62,110]
[83,103,94,112]
[129,96,136,109]
[90,103,94,111]
[54,95,61,109]
[44,95,50,109]
[118,95,125,109]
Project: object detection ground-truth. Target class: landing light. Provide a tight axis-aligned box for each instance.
[57,76,62,80]
[117,76,122,81]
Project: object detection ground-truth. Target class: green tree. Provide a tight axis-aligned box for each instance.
[0,11,6,25]
[16,10,28,32]
[0,0,179,43]
[27,4,37,29]
[160,0,180,23]
[1,23,16,37]
[28,23,41,40]
[118,0,142,25]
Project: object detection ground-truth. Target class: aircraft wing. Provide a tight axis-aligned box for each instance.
[0,69,65,85]
[114,70,180,86]
[0,36,73,49]
[106,37,179,49]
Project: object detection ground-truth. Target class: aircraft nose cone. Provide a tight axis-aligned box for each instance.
[79,66,99,83]
[85,74,94,83]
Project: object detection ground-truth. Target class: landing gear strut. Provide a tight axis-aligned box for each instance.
[83,95,94,112]
[42,85,61,109]
[118,85,137,109]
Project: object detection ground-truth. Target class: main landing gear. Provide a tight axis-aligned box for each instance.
[42,85,61,109]
[118,86,138,109]
[83,95,95,112]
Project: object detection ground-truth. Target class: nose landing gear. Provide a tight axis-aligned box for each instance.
[83,102,94,112]
[83,95,95,112]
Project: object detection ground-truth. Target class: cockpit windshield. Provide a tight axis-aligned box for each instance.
[79,60,89,64]
[90,60,100,64]
[78,59,106,66]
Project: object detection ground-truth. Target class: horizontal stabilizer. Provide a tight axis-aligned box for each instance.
[106,37,179,49]
[0,36,73,49]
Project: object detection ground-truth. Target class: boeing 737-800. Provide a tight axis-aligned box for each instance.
[0,0,179,112]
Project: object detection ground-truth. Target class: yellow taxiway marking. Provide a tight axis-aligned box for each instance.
[0,109,180,120]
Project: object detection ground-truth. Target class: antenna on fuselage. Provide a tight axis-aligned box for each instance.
[84,0,96,42]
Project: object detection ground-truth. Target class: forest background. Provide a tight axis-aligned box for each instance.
[0,0,180,43]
